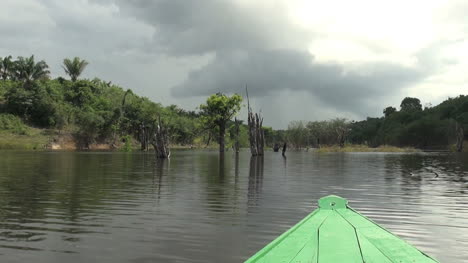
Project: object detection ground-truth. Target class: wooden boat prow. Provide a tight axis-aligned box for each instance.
[245,195,439,263]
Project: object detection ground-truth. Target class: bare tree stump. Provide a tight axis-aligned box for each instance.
[151,117,170,159]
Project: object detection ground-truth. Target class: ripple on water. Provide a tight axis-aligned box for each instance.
[0,151,467,263]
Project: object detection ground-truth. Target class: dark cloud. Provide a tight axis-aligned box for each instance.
[2,0,462,127]
[171,49,425,112]
[101,0,426,114]
[103,0,305,55]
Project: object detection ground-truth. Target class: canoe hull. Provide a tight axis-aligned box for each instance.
[245,195,439,263]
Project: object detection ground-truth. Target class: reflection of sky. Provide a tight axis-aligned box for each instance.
[0,151,466,262]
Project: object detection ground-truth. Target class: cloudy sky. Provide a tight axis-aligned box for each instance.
[1,0,467,128]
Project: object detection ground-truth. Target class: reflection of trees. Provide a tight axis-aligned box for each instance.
[247,156,264,208]
[0,153,53,223]
[201,152,237,213]
[0,152,155,247]
[219,154,225,180]
[153,158,169,201]
[234,153,239,185]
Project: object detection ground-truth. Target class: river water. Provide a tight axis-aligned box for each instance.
[0,150,467,262]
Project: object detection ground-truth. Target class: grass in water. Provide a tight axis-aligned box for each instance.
[315,144,419,153]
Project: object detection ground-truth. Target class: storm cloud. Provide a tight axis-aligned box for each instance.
[171,49,425,112]
[106,0,427,114]
[1,0,466,127]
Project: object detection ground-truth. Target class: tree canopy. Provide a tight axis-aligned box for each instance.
[400,97,422,112]
[63,57,89,81]
[1,55,51,83]
[199,93,242,153]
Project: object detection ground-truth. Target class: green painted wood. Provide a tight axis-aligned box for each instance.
[244,195,439,263]
[318,210,363,263]
[336,208,438,262]
[357,227,436,262]
[245,210,331,263]
[288,229,319,263]
[318,195,348,209]
[355,232,393,263]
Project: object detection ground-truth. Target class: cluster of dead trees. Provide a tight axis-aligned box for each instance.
[247,96,264,156]
[145,87,286,159]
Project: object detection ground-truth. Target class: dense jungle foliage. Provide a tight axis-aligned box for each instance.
[285,96,468,150]
[0,55,467,151]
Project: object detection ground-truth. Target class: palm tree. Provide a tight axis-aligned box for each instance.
[13,55,50,82]
[0,56,15,80]
[62,57,89,81]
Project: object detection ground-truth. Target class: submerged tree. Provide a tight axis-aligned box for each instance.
[246,87,264,156]
[199,93,242,154]
[63,57,89,81]
[151,117,171,158]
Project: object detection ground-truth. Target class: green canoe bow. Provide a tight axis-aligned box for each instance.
[245,195,439,263]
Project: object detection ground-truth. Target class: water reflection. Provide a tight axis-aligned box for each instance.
[219,154,225,179]
[234,153,240,185]
[153,158,169,200]
[383,153,468,190]
[0,151,467,262]
[247,156,264,208]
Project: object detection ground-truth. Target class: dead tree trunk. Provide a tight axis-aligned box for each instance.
[151,117,170,159]
[219,121,226,153]
[140,123,147,151]
[246,87,264,156]
[234,118,240,153]
[456,122,464,152]
[140,123,151,151]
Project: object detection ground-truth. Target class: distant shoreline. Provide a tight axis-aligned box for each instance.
[2,130,460,153]
[313,145,420,153]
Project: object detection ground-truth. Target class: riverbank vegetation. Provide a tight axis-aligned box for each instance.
[1,54,467,151]
[285,96,468,152]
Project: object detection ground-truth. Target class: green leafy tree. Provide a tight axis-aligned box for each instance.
[63,57,89,81]
[74,108,106,149]
[5,84,34,118]
[383,106,396,117]
[199,93,242,153]
[5,80,67,127]
[400,97,422,112]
